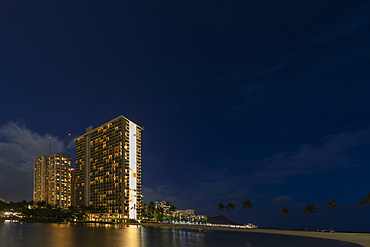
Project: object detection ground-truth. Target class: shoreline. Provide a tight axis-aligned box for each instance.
[136,223,370,247]
[2,220,368,246]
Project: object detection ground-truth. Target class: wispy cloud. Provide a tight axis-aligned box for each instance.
[245,2,368,79]
[142,184,182,206]
[269,195,293,206]
[221,3,370,122]
[0,121,66,201]
[278,10,367,69]
[248,129,370,185]
[148,128,370,213]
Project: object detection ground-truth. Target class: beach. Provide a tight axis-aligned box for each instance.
[138,223,370,247]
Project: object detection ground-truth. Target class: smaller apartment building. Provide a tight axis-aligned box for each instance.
[33,153,72,208]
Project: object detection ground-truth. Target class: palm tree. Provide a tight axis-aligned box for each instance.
[281,207,289,230]
[326,200,340,232]
[358,193,370,208]
[241,200,253,225]
[217,203,225,215]
[302,204,317,231]
[225,202,235,225]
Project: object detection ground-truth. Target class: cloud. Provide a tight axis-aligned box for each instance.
[0,121,66,201]
[167,128,370,212]
[143,126,370,220]
[248,129,370,185]
[221,3,370,122]
[270,195,293,206]
[142,185,180,206]
[228,82,270,115]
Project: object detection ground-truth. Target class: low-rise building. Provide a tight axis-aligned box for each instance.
[85,213,128,223]
[173,209,207,223]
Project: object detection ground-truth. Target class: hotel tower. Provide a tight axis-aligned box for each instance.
[74,116,143,219]
[33,153,72,208]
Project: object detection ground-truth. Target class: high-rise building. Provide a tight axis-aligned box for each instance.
[47,153,72,208]
[71,168,76,207]
[33,153,72,208]
[33,155,48,203]
[74,116,143,219]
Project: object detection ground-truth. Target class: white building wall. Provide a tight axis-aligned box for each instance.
[128,121,137,219]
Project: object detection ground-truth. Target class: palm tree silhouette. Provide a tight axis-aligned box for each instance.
[302,204,317,231]
[358,193,370,208]
[281,207,289,230]
[217,203,225,215]
[326,200,340,233]
[225,202,235,225]
[241,200,253,225]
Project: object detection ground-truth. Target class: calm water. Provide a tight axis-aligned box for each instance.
[0,222,360,247]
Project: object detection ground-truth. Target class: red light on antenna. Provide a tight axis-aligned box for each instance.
[68,133,71,136]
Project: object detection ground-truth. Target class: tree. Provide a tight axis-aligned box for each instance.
[166,205,176,223]
[225,202,235,225]
[281,207,289,230]
[36,201,47,208]
[241,200,253,225]
[302,204,318,231]
[97,206,109,213]
[326,200,340,233]
[148,201,155,219]
[155,207,164,222]
[217,203,225,215]
[76,212,87,221]
[142,204,148,218]
[358,193,370,208]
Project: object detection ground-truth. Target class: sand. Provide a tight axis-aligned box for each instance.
[136,223,370,247]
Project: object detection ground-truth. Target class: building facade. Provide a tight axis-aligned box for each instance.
[173,209,207,223]
[74,116,143,219]
[47,153,72,208]
[155,201,171,211]
[34,155,48,203]
[33,153,72,208]
[71,168,76,207]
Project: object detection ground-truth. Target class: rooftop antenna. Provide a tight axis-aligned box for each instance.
[68,133,71,157]
[49,137,51,155]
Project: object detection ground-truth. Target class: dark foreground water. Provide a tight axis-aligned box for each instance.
[0,222,360,247]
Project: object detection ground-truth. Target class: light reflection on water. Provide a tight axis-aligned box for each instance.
[0,222,360,247]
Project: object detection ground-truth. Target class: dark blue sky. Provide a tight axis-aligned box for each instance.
[1,0,370,232]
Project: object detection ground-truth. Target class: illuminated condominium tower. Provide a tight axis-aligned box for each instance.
[33,153,72,208]
[74,116,143,219]
[34,155,48,203]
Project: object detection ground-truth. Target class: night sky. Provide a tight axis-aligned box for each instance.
[1,0,370,232]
